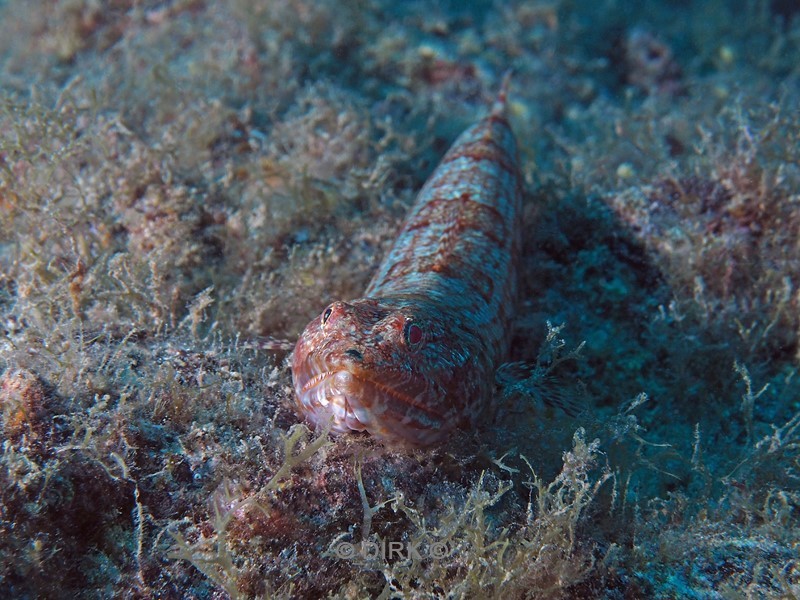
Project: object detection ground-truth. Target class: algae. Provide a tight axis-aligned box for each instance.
[0,0,799,597]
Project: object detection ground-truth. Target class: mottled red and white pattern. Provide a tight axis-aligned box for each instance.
[292,81,523,446]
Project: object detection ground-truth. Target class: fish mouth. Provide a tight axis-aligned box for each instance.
[296,369,371,433]
[293,367,449,446]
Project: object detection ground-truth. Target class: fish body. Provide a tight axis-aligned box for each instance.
[291,82,523,446]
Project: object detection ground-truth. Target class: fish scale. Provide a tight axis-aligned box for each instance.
[292,79,523,446]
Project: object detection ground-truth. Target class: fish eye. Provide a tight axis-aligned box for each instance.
[322,306,333,324]
[404,321,423,347]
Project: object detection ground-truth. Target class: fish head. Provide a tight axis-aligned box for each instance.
[291,296,471,446]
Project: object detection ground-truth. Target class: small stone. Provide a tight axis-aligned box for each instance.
[718,45,735,66]
[1,368,48,441]
[617,163,636,179]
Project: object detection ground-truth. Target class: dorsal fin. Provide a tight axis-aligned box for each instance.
[490,70,513,119]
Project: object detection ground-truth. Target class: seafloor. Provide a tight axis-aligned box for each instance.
[0,1,799,598]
